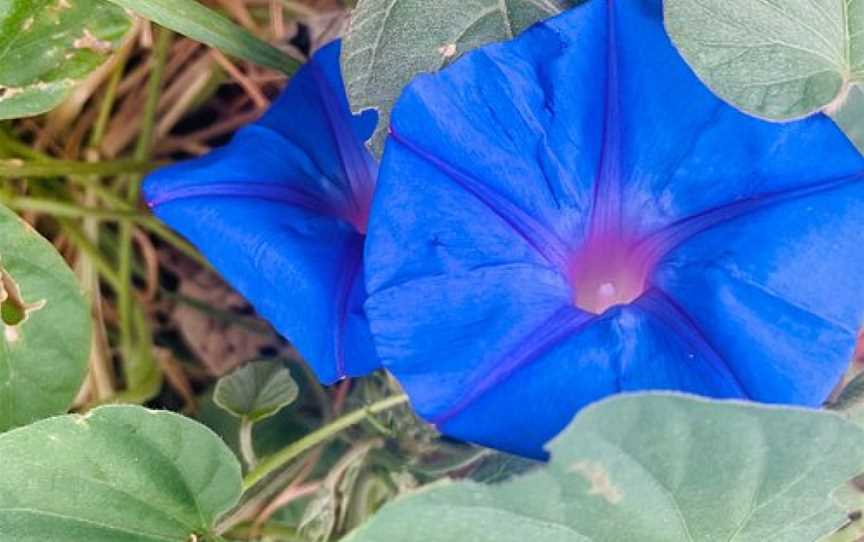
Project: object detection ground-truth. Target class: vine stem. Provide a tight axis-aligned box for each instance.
[241,394,409,493]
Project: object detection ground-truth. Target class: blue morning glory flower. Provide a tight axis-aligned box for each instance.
[364,0,864,458]
[143,41,380,384]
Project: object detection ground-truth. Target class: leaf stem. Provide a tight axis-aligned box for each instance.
[239,417,258,470]
[225,521,308,541]
[89,45,130,151]
[0,128,45,160]
[61,219,124,291]
[241,394,409,493]
[117,26,171,393]
[824,519,864,542]
[78,45,131,403]
[0,196,149,221]
[0,159,158,178]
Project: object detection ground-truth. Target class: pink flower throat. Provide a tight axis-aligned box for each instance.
[568,230,656,315]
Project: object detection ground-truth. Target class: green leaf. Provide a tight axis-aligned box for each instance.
[829,84,864,151]
[197,387,313,459]
[0,0,132,120]
[0,405,242,541]
[0,204,90,432]
[343,393,864,542]
[342,0,574,156]
[102,0,299,74]
[214,360,299,422]
[664,0,864,121]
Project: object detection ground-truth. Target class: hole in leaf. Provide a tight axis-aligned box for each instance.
[0,86,21,102]
[1,298,26,326]
[0,267,46,333]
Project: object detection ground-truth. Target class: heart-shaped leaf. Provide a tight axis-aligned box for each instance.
[0,204,90,432]
[0,0,132,120]
[342,0,574,156]
[0,405,242,541]
[343,393,864,542]
[214,360,299,422]
[197,387,312,459]
[664,0,863,121]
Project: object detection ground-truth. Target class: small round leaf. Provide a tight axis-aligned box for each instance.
[214,360,299,422]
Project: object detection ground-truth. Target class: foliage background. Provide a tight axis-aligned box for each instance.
[0,2,466,539]
[4,1,864,541]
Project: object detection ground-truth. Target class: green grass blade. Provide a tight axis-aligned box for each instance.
[104,0,299,74]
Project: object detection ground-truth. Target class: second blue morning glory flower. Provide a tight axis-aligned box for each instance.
[364,0,864,457]
[143,41,380,384]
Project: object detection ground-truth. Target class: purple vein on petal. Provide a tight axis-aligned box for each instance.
[333,235,365,380]
[432,306,594,426]
[389,128,572,271]
[145,182,334,216]
[587,0,624,239]
[309,62,376,229]
[635,172,864,264]
[634,288,750,397]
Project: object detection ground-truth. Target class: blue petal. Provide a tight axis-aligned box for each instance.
[436,311,621,459]
[606,1,864,235]
[256,41,378,218]
[365,141,577,421]
[379,0,611,257]
[438,301,746,458]
[653,177,864,404]
[143,41,379,384]
[365,0,864,456]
